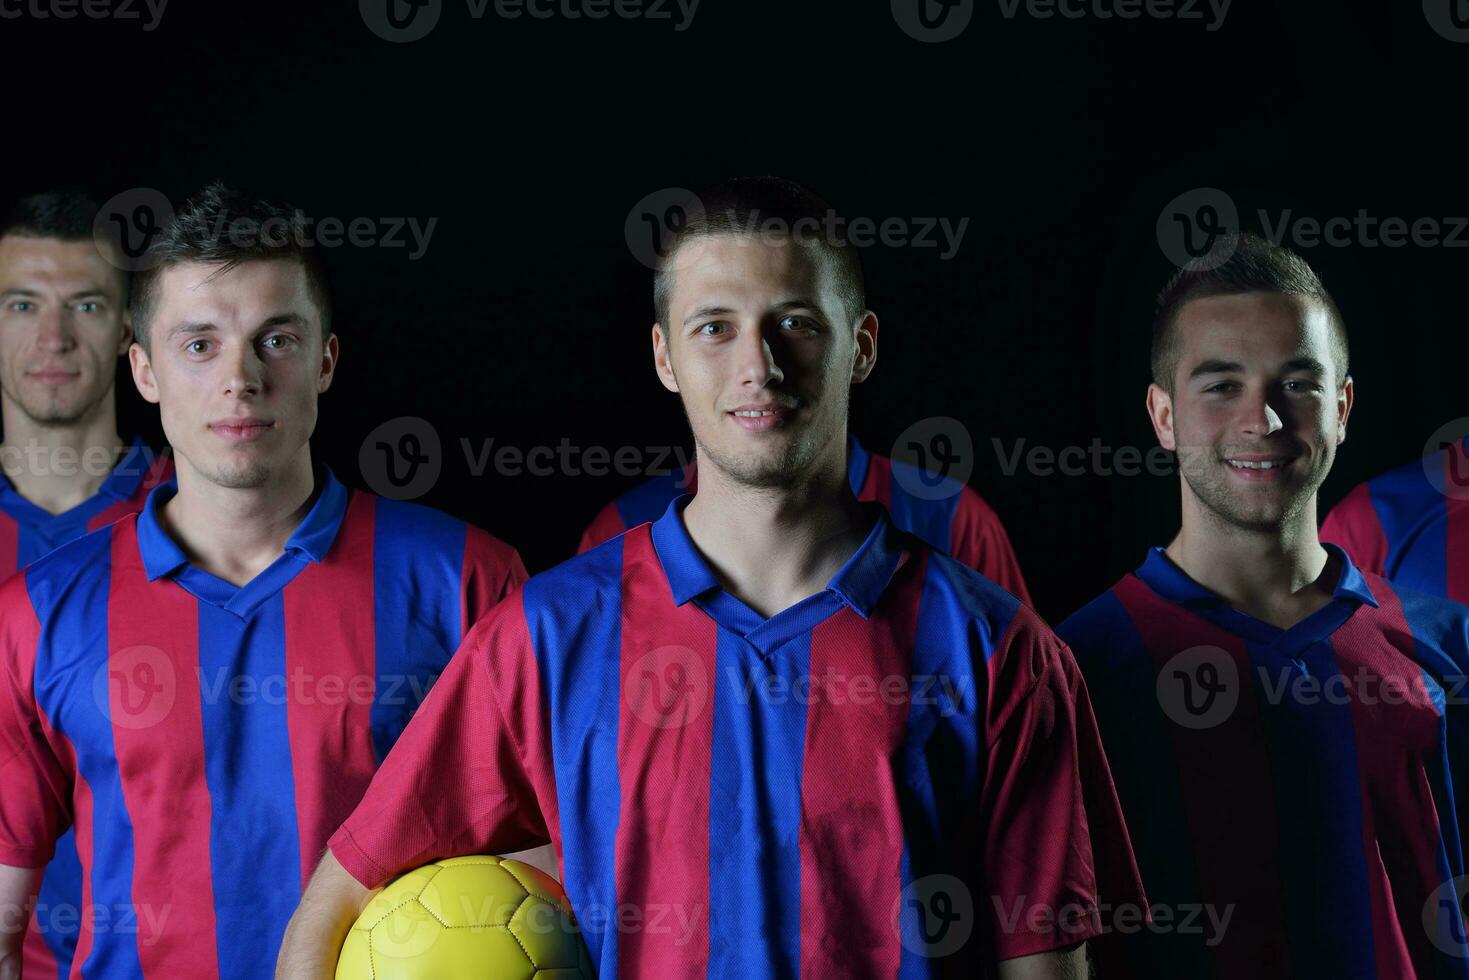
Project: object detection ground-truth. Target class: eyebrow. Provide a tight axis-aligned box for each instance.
[680,298,825,328]
[1188,356,1331,380]
[0,287,113,300]
[165,313,310,340]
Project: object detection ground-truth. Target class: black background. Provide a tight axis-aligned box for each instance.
[5,0,1462,622]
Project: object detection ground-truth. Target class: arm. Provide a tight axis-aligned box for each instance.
[275,851,372,979]
[998,943,1088,979]
[0,863,40,980]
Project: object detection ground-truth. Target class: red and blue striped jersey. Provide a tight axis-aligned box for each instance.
[332,494,1145,976]
[577,435,1032,605]
[1057,545,1469,979]
[0,468,527,978]
[0,436,173,578]
[1322,435,1469,604]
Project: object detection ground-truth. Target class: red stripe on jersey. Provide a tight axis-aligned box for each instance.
[0,516,18,580]
[1114,574,1293,978]
[106,520,220,977]
[491,594,562,870]
[1446,446,1469,604]
[461,523,525,635]
[576,504,628,555]
[66,770,97,979]
[86,455,174,534]
[22,599,67,978]
[1320,482,1390,578]
[283,491,379,890]
[1339,582,1455,977]
[798,552,923,976]
[614,524,716,977]
[859,451,894,511]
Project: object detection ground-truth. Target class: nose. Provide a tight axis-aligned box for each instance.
[1238,389,1284,438]
[732,320,784,389]
[36,307,76,353]
[220,341,265,399]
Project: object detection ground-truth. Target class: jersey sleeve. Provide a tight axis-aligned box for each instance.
[950,488,1032,606]
[329,591,550,888]
[576,501,627,556]
[980,604,1146,961]
[0,577,71,869]
[1321,482,1389,577]
[460,525,529,634]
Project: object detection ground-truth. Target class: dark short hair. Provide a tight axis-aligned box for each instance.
[129,182,332,349]
[0,191,129,299]
[1152,232,1348,391]
[652,176,866,332]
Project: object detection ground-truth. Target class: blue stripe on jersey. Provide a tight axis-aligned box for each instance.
[370,498,467,763]
[706,627,808,977]
[614,469,688,530]
[885,459,962,555]
[1058,590,1215,977]
[32,828,81,977]
[1250,635,1376,977]
[522,538,625,975]
[26,531,146,979]
[1368,457,1448,594]
[197,598,302,979]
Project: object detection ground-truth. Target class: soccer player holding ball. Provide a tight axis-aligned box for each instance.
[0,184,526,977]
[1058,234,1469,977]
[278,178,1144,978]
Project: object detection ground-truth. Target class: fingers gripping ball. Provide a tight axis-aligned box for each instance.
[336,855,595,979]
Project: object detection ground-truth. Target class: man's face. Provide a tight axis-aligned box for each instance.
[0,235,130,428]
[130,259,337,490]
[1148,291,1352,533]
[652,235,874,489]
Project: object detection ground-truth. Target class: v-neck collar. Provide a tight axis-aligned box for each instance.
[649,492,908,654]
[1134,543,1379,650]
[135,468,350,619]
[0,436,157,527]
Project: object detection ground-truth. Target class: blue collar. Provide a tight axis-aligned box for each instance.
[0,436,158,525]
[649,492,907,620]
[1136,542,1380,611]
[136,467,350,583]
[845,433,870,495]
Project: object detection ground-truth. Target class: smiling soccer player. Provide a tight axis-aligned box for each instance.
[278,177,1143,979]
[0,184,526,978]
[1058,234,1469,977]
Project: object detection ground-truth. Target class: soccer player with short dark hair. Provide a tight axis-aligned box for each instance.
[0,190,178,972]
[278,177,1143,978]
[1058,233,1469,977]
[0,183,526,978]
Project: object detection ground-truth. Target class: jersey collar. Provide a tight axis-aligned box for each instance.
[649,491,907,620]
[0,435,156,525]
[1135,542,1378,611]
[137,466,350,583]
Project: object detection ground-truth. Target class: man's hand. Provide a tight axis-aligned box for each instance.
[275,851,373,979]
[998,942,1088,980]
[0,863,40,980]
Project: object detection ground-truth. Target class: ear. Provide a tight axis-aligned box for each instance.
[850,310,878,384]
[116,310,134,356]
[1146,382,1176,451]
[652,323,679,393]
[129,342,159,405]
[1335,374,1354,445]
[317,332,340,394]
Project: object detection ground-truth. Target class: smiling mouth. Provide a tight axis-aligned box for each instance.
[1225,459,1292,470]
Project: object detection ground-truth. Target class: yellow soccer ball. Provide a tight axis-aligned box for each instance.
[335,855,595,979]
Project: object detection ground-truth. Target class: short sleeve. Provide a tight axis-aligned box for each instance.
[1321,482,1389,577]
[0,578,72,869]
[329,591,549,888]
[576,502,626,556]
[950,488,1032,606]
[980,605,1146,961]
[461,525,529,633]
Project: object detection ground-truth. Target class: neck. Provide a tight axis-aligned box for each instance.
[159,447,319,587]
[681,439,870,619]
[1165,487,1335,626]
[0,394,125,515]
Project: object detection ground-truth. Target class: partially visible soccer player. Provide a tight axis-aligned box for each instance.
[1058,234,1469,977]
[1320,430,1469,604]
[577,431,1032,603]
[0,184,526,978]
[0,191,175,972]
[278,177,1142,979]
